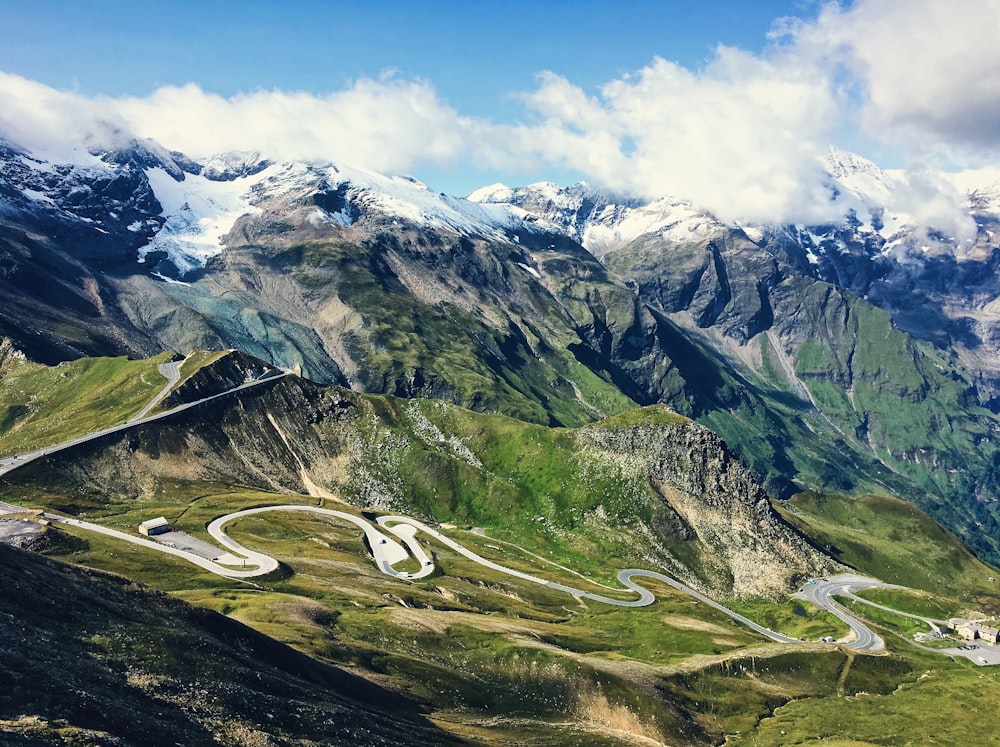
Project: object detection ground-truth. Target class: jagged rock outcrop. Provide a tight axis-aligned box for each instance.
[578,412,838,596]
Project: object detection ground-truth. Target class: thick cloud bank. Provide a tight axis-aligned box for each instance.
[513,50,842,223]
[791,0,1000,157]
[0,1,996,226]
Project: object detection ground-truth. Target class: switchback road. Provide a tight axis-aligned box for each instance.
[796,575,898,651]
[129,359,183,422]
[31,504,887,650]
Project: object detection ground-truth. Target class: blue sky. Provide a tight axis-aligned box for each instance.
[1,1,998,223]
[1,0,806,103]
[0,0,820,197]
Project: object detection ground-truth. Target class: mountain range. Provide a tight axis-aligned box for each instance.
[2,136,998,563]
[5,133,1000,744]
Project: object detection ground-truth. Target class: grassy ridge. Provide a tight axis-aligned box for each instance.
[852,587,958,620]
[344,397,743,591]
[0,351,173,457]
[776,492,1000,609]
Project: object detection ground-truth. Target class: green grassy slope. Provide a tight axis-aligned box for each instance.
[776,492,1000,609]
[0,350,173,457]
[273,236,637,427]
[732,647,1000,746]
[23,484,1000,747]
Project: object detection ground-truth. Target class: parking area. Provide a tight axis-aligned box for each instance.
[940,643,1000,666]
[151,530,226,561]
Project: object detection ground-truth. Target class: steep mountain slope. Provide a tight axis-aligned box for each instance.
[2,137,1000,563]
[0,542,458,746]
[776,492,1000,603]
[0,139,639,425]
[1,353,836,597]
[472,166,1000,562]
[470,150,1000,399]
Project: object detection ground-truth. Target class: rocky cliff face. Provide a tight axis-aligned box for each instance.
[18,374,355,505]
[577,413,838,596]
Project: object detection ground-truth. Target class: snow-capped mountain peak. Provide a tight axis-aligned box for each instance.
[200,151,270,182]
[468,179,720,255]
[466,183,512,202]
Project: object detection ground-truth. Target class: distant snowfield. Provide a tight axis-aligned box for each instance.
[139,158,535,276]
[139,165,269,275]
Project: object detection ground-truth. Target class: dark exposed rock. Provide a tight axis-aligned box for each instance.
[578,414,838,595]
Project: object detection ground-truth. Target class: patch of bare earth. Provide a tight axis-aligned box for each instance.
[576,689,669,746]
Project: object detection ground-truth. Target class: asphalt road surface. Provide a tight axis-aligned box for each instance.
[0,368,287,477]
[28,505,1000,663]
[795,575,896,651]
[0,359,926,655]
[36,506,870,647]
[129,359,183,422]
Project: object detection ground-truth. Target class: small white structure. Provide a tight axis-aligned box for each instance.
[138,516,170,536]
[980,625,1000,644]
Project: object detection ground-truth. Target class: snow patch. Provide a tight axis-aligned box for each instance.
[470,180,720,254]
[304,164,528,240]
[139,165,271,275]
[20,187,52,204]
[467,183,512,202]
[307,205,352,228]
[151,271,193,286]
[200,150,268,181]
[516,262,541,279]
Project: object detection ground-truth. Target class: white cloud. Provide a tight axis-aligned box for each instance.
[0,73,133,161]
[511,50,845,224]
[785,0,1000,161]
[2,0,998,232]
[0,72,480,175]
[115,79,477,173]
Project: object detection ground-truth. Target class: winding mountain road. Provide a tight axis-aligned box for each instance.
[32,502,888,650]
[796,575,897,651]
[129,359,183,422]
[0,360,962,656]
